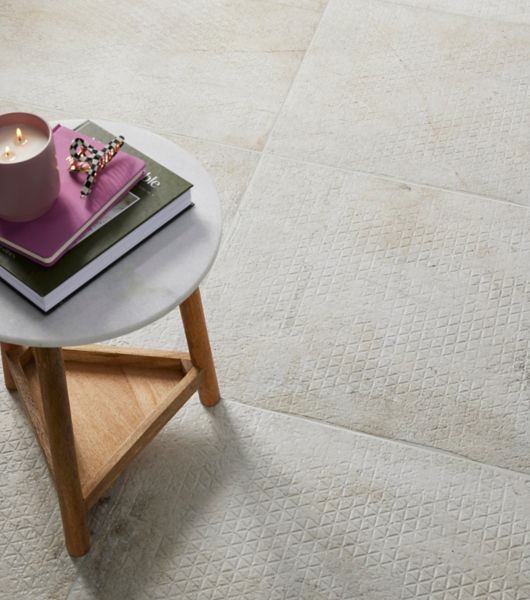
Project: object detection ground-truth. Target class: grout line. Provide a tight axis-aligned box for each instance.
[260,149,530,212]
[160,126,530,217]
[215,0,332,248]
[221,398,530,480]
[261,2,330,156]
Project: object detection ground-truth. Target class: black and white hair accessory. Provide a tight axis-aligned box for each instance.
[67,135,125,198]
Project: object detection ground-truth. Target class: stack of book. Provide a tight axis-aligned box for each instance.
[0,121,194,312]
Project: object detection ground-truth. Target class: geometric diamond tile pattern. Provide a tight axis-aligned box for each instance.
[395,0,530,24]
[0,388,76,600]
[200,157,530,473]
[65,402,530,599]
[268,0,530,204]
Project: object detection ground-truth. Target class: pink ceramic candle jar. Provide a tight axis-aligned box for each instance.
[0,112,59,222]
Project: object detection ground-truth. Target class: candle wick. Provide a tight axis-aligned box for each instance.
[15,128,26,145]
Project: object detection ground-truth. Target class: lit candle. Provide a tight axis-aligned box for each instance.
[0,112,59,222]
[0,123,47,162]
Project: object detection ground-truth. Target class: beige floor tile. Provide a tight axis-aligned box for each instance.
[202,155,530,473]
[393,0,530,24]
[268,0,530,203]
[66,401,530,599]
[0,389,77,600]
[0,0,325,150]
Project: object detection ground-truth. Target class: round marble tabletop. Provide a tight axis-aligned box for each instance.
[0,119,222,347]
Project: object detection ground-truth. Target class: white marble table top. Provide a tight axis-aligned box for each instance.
[0,119,222,347]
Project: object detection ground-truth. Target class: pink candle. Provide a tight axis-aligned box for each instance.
[0,113,59,222]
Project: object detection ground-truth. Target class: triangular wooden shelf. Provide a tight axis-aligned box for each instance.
[6,345,202,508]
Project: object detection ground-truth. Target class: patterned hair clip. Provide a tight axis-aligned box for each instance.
[67,135,125,197]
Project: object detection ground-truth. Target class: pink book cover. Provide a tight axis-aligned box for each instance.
[0,125,145,266]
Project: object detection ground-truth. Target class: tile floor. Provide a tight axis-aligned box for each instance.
[2,0,530,598]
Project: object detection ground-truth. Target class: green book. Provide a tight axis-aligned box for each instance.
[0,121,193,312]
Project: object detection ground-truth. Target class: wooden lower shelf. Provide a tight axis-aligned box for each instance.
[6,345,202,509]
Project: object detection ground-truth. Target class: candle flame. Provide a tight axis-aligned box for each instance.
[15,128,23,143]
[2,146,15,161]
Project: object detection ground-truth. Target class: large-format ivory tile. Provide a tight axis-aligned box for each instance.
[203,156,530,473]
[0,0,324,150]
[0,389,77,599]
[268,0,530,204]
[66,401,530,599]
[394,0,530,24]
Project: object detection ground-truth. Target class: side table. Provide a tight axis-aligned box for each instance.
[0,120,222,557]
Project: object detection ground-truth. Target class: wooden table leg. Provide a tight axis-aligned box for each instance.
[1,343,18,391]
[33,347,90,557]
[179,288,220,407]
